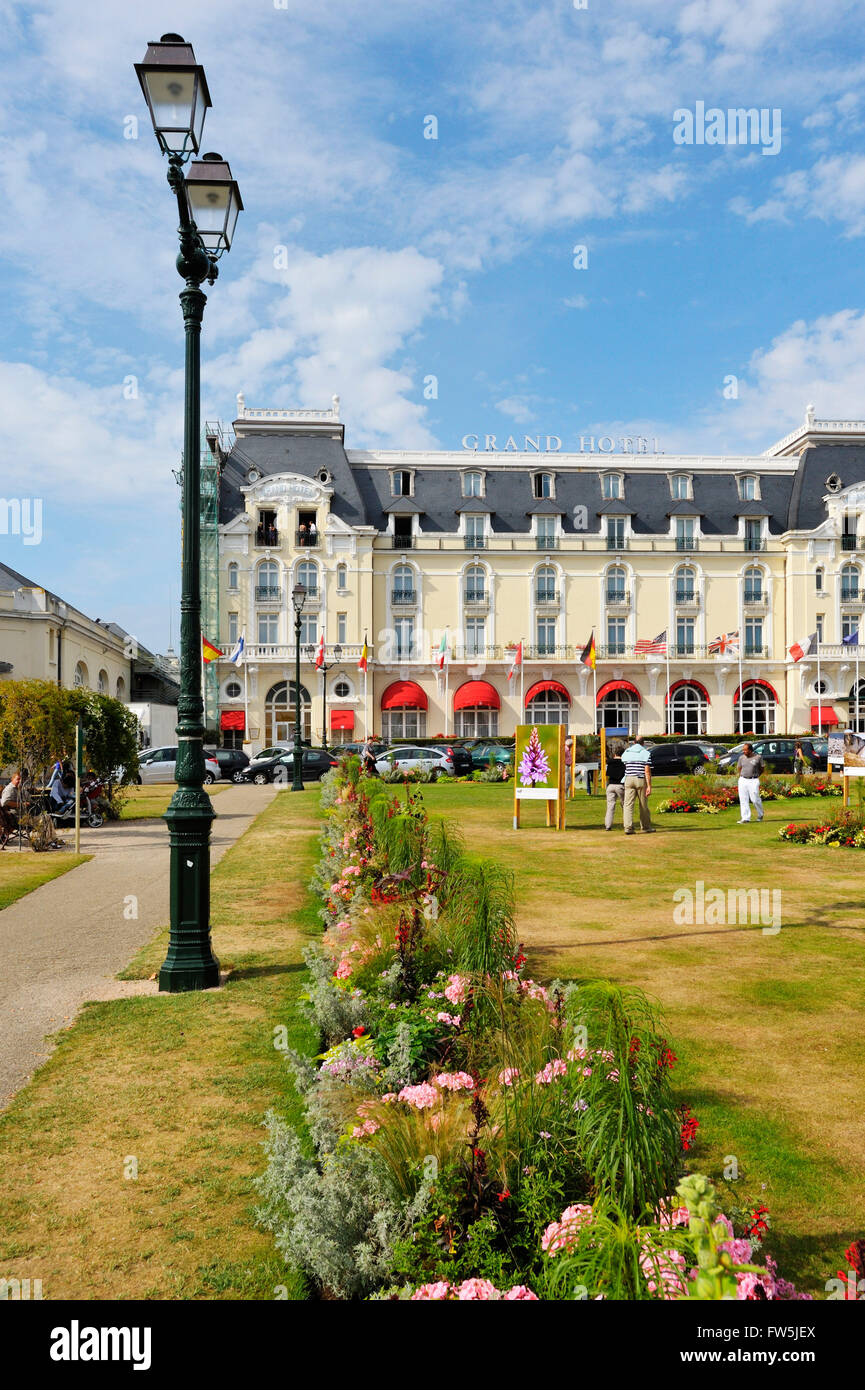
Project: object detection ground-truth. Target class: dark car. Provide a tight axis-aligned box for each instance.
[465,739,515,769]
[209,748,250,783]
[716,737,827,775]
[240,747,339,784]
[333,741,387,760]
[647,741,716,777]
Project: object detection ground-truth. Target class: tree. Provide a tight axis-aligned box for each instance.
[65,689,140,785]
[0,679,75,784]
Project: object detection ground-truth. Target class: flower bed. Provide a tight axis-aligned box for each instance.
[255,759,810,1300]
[658,774,841,814]
[778,808,865,848]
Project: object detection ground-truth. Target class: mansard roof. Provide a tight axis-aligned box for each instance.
[219,432,367,528]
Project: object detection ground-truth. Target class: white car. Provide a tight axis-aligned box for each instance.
[137,746,222,784]
[248,743,293,767]
[375,746,456,779]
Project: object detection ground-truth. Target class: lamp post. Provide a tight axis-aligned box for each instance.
[291,585,307,791]
[136,34,242,993]
[307,643,343,749]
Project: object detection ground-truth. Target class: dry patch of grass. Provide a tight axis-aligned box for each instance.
[0,851,89,911]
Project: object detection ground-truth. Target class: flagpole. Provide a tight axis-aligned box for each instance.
[444,631,450,737]
[665,637,671,735]
[243,645,249,745]
[520,638,524,724]
[817,639,822,736]
[857,641,861,732]
[737,639,743,736]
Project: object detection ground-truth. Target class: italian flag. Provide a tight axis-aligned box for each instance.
[357,637,368,673]
[202,635,223,663]
[507,641,523,682]
[437,631,448,669]
[789,632,816,662]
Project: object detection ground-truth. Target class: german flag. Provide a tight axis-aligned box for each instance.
[579,632,596,670]
[202,635,223,663]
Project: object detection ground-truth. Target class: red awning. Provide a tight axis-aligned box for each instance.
[331,709,355,730]
[381,680,428,711]
[810,705,839,728]
[734,678,779,703]
[525,679,571,705]
[453,679,500,711]
[220,710,245,730]
[666,678,711,705]
[596,679,641,706]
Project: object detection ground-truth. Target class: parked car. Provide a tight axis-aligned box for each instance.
[239,746,339,784]
[465,739,515,769]
[137,746,222,784]
[716,737,828,775]
[333,741,388,760]
[249,743,294,767]
[375,746,457,779]
[646,741,717,777]
[209,748,250,783]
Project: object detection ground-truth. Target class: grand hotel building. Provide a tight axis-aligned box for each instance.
[210,398,865,750]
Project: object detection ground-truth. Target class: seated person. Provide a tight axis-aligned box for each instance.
[50,773,76,817]
[0,772,21,842]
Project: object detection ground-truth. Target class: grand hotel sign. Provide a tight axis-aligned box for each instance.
[461,433,662,454]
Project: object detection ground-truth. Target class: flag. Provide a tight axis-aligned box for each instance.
[507,641,523,682]
[202,635,222,663]
[314,632,325,669]
[708,630,740,656]
[635,631,667,656]
[579,632,596,669]
[789,632,817,662]
[358,636,368,673]
[227,635,245,665]
[437,630,448,670]
[843,629,859,647]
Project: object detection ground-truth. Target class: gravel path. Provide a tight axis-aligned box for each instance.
[0,784,276,1108]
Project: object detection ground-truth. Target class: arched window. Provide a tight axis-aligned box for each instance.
[464,471,483,498]
[841,563,860,602]
[116,676,126,700]
[735,683,776,736]
[336,563,347,589]
[602,474,623,500]
[74,661,88,689]
[849,680,865,732]
[228,562,238,590]
[670,474,691,500]
[97,669,108,694]
[526,685,569,725]
[674,564,695,602]
[815,566,824,592]
[669,683,708,736]
[597,687,639,733]
[296,560,318,596]
[743,565,763,603]
[605,565,626,603]
[392,563,415,603]
[464,564,486,603]
[533,472,553,499]
[535,565,557,603]
[256,559,279,600]
[265,680,310,744]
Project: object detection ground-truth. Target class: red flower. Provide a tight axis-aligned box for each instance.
[678,1104,699,1151]
[497,1189,511,1203]
[351,1027,366,1038]
[744,1204,770,1241]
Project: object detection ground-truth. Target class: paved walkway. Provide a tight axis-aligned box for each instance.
[0,784,276,1108]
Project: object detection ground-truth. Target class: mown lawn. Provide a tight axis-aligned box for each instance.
[120,782,231,820]
[0,851,89,910]
[0,792,321,1300]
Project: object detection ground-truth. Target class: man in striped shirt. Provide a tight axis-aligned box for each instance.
[621,736,656,835]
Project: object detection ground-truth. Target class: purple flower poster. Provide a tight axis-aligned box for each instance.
[513,724,564,808]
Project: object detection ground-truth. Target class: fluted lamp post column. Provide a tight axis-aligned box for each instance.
[291,585,307,791]
[135,34,243,992]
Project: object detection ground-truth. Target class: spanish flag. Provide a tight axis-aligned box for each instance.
[202,635,223,663]
[579,632,596,670]
[358,635,369,673]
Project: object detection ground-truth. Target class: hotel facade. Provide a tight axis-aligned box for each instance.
[209,399,865,751]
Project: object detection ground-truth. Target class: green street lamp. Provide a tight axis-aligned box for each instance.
[306,642,343,749]
[291,585,307,791]
[136,34,243,993]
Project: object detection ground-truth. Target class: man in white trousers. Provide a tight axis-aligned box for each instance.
[736,743,765,823]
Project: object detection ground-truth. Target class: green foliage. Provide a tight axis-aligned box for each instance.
[676,1174,763,1300]
[541,1194,689,1301]
[0,679,139,787]
[442,858,517,976]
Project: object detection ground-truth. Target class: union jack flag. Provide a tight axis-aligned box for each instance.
[635,630,667,656]
[708,630,740,655]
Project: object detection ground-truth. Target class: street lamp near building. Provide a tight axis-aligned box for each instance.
[306,643,343,749]
[135,34,242,993]
[291,585,307,791]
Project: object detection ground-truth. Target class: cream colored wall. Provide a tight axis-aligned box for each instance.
[0,603,130,696]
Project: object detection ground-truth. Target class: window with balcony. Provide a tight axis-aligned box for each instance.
[744,617,763,656]
[391,469,413,497]
[743,565,763,604]
[533,472,553,499]
[606,565,627,603]
[675,617,695,655]
[674,564,696,603]
[536,565,557,603]
[464,564,486,603]
[299,614,317,646]
[463,471,483,498]
[602,474,622,500]
[744,519,763,551]
[842,613,859,641]
[395,618,414,658]
[536,617,556,655]
[536,517,557,549]
[228,612,239,645]
[257,612,278,645]
[297,511,319,547]
[675,518,696,550]
[256,508,278,546]
[670,474,691,500]
[466,617,486,656]
[391,563,415,605]
[393,516,414,548]
[816,613,824,642]
[606,517,625,550]
[337,612,347,644]
[255,559,280,602]
[606,617,626,656]
[841,563,860,602]
[296,560,318,598]
[464,515,486,548]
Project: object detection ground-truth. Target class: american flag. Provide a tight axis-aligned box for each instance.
[708,630,740,655]
[635,630,667,656]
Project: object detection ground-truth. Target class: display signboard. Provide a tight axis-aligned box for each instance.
[513,724,566,829]
[842,730,865,777]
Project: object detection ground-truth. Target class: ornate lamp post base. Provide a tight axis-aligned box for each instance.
[160,787,220,992]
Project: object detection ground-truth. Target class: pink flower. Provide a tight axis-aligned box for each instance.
[455,1278,499,1300]
[504,1285,539,1300]
[397,1082,439,1110]
[334,959,353,979]
[541,1203,594,1255]
[381,1092,397,1103]
[436,1011,461,1028]
[443,973,469,1005]
[435,1071,475,1091]
[534,1059,568,1085]
[657,1202,691,1230]
[411,1282,451,1300]
[640,1246,687,1299]
[498,1067,520,1086]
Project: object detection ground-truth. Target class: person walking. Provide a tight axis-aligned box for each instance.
[564,736,573,798]
[793,740,806,781]
[621,734,655,835]
[736,742,765,823]
[361,738,378,777]
[604,746,626,830]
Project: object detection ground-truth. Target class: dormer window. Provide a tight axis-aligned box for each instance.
[533,472,553,499]
[739,475,759,502]
[391,469,413,497]
[463,470,484,498]
[670,474,691,500]
[602,474,623,500]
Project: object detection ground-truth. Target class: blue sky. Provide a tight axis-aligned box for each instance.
[3,0,865,649]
